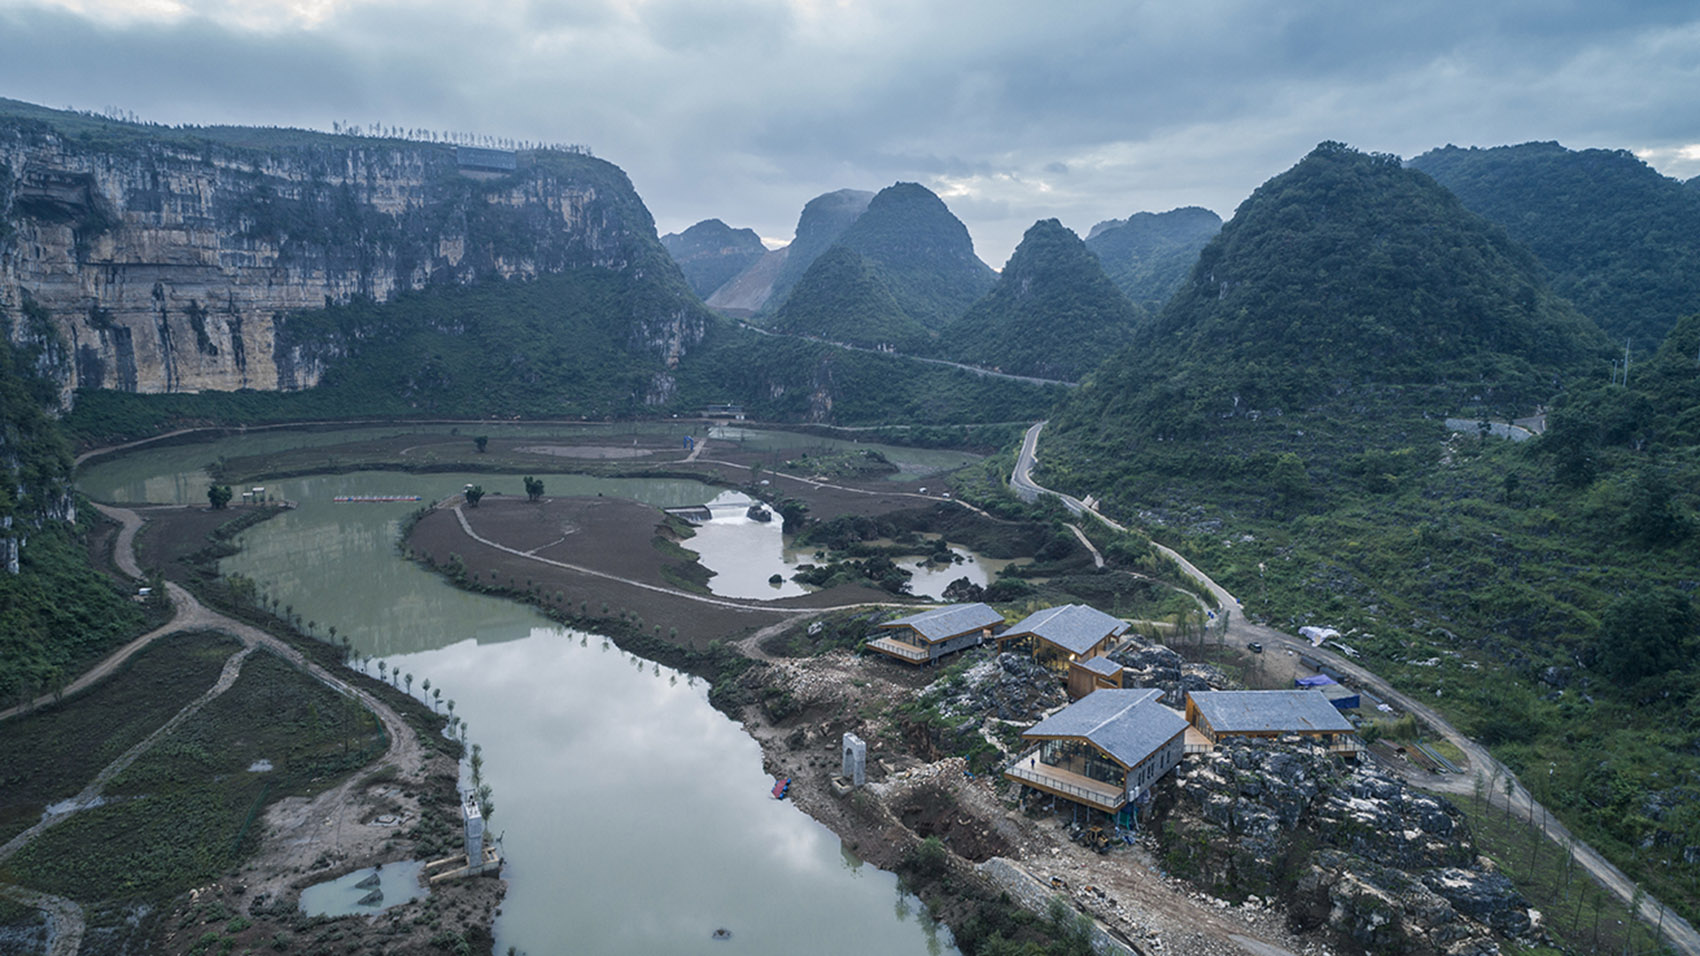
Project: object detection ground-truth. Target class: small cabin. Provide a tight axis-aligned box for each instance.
[865,603,1003,665]
[1066,655,1127,700]
[1184,690,1360,753]
[998,604,1128,673]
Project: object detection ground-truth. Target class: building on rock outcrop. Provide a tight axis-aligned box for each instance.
[866,602,1003,664]
[1185,689,1360,753]
[1003,688,1187,825]
[996,603,1129,676]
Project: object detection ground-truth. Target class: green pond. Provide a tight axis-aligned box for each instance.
[78,426,961,955]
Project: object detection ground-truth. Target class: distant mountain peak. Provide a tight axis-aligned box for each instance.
[1084,206,1222,311]
[661,219,767,300]
[943,217,1142,381]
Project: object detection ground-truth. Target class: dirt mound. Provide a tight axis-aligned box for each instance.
[890,782,1013,862]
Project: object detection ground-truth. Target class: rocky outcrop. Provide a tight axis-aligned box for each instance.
[924,652,1067,723]
[1162,739,1541,955]
[704,245,786,314]
[1109,639,1230,703]
[0,109,703,404]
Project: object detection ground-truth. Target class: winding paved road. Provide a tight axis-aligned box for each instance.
[1010,420,1700,956]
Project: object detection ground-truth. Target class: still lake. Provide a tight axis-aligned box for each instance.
[78,426,960,955]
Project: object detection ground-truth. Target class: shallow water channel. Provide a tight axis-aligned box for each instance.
[78,427,959,956]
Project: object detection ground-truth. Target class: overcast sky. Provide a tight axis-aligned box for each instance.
[2,0,1697,267]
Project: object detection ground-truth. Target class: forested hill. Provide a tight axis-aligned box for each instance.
[1410,142,1700,351]
[1083,206,1222,311]
[660,219,767,300]
[756,182,995,349]
[942,218,1144,381]
[768,245,930,351]
[1032,144,1698,926]
[762,188,875,311]
[830,182,996,329]
[1060,141,1608,446]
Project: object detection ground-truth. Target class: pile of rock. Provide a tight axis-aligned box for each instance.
[1109,640,1230,703]
[924,652,1065,722]
[1166,738,1541,954]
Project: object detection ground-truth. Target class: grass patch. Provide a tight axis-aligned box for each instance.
[1449,789,1680,955]
[758,608,889,658]
[0,631,240,844]
[1427,738,1467,766]
[6,650,384,903]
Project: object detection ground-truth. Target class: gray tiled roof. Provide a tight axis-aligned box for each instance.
[1188,690,1354,734]
[1005,604,1129,656]
[1024,688,1188,768]
[877,603,1003,642]
[1076,656,1123,678]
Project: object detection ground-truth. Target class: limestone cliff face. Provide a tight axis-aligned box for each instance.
[0,117,704,404]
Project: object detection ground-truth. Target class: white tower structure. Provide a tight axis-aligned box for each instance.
[842,732,867,788]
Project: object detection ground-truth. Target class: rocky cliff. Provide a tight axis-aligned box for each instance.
[1161,739,1542,955]
[0,104,704,405]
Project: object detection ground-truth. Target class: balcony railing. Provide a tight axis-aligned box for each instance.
[1003,747,1125,812]
[866,637,929,662]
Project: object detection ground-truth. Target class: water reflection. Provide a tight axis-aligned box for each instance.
[396,629,952,955]
[77,432,958,956]
[686,491,993,601]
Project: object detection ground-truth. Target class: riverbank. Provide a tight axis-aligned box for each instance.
[398,488,1320,954]
[0,501,507,955]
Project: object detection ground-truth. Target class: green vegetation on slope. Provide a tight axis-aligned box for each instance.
[765,188,874,311]
[945,218,1144,381]
[0,631,240,843]
[1411,142,1700,351]
[0,299,147,704]
[660,218,768,300]
[1084,206,1222,311]
[1061,142,1609,452]
[771,245,933,351]
[675,323,1068,425]
[833,182,997,329]
[6,650,384,903]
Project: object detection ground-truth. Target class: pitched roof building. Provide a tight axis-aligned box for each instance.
[1004,688,1189,816]
[998,603,1129,671]
[866,602,1003,664]
[1184,690,1359,752]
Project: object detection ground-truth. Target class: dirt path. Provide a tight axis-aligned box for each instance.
[0,501,426,954]
[0,885,83,956]
[449,502,911,617]
[1066,523,1104,568]
[1012,420,1700,956]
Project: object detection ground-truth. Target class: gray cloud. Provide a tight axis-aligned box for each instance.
[1,0,1695,265]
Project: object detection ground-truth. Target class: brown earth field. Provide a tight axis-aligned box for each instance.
[404,484,970,649]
